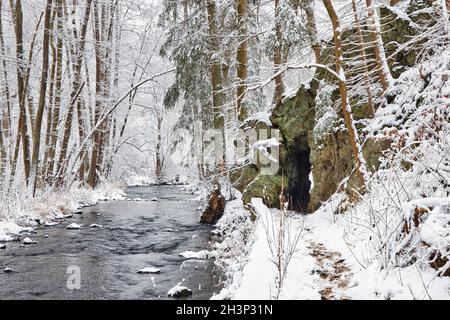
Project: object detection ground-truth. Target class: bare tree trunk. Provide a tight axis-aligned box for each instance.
[323,0,366,183]
[9,0,31,184]
[72,0,96,183]
[46,0,63,182]
[303,0,321,63]
[0,0,11,145]
[0,0,11,180]
[56,0,92,186]
[30,0,53,194]
[206,0,225,169]
[365,0,393,92]
[236,0,248,121]
[351,0,374,117]
[87,1,104,188]
[155,114,163,181]
[273,0,284,106]
[0,121,4,180]
[96,1,117,174]
[43,5,57,180]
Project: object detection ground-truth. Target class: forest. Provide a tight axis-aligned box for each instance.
[0,0,449,300]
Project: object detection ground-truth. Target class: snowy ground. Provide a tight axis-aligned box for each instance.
[0,183,125,242]
[212,196,450,300]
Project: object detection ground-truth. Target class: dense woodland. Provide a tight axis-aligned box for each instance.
[0,0,447,193]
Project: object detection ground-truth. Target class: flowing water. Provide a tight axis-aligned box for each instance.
[0,186,223,299]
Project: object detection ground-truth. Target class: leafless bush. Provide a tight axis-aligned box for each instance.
[259,185,303,300]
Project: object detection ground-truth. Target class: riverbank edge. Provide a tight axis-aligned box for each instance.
[208,191,257,300]
[0,183,125,242]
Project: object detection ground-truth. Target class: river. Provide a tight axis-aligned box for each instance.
[0,185,223,299]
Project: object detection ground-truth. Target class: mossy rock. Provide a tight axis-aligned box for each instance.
[230,164,259,192]
[309,129,354,212]
[242,174,286,208]
[271,81,318,145]
[362,137,393,172]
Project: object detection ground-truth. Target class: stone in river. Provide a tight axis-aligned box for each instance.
[22,237,37,245]
[137,267,161,274]
[66,223,82,230]
[167,284,192,298]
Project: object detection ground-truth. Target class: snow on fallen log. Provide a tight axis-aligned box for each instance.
[89,224,103,228]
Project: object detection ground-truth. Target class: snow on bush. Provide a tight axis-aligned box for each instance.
[340,47,450,282]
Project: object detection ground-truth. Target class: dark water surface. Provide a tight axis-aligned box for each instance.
[0,186,222,299]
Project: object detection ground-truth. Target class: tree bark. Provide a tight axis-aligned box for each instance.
[43,3,59,181]
[273,0,284,106]
[9,0,31,184]
[323,0,366,183]
[206,0,225,168]
[55,0,92,186]
[236,0,248,121]
[351,0,374,117]
[87,1,104,188]
[365,0,393,92]
[155,114,163,181]
[0,0,11,179]
[30,0,53,194]
[0,0,11,146]
[302,0,321,63]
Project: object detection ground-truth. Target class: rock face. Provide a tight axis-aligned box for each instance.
[232,3,428,212]
[200,185,225,224]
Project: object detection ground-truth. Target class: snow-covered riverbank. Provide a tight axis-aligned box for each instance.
[0,183,125,242]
